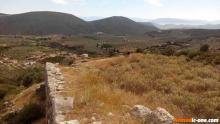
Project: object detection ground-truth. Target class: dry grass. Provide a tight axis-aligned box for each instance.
[61,53,220,123]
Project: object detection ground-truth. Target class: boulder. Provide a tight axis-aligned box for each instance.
[92,121,102,124]
[59,120,79,124]
[130,105,174,124]
[150,107,174,124]
[130,105,152,118]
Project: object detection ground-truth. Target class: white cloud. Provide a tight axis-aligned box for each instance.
[52,0,67,5]
[51,0,83,5]
[145,0,163,7]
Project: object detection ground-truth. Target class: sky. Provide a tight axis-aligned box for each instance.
[0,0,220,20]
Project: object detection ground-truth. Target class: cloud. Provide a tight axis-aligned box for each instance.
[51,0,83,5]
[52,0,67,5]
[145,0,163,7]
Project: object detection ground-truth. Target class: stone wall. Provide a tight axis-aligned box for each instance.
[45,62,173,124]
[46,63,78,124]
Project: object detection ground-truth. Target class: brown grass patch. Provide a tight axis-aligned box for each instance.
[61,53,220,123]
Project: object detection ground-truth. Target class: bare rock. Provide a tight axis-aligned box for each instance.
[107,112,114,117]
[91,116,96,121]
[54,96,74,113]
[150,107,174,124]
[81,54,89,58]
[92,121,102,124]
[55,114,65,123]
[130,105,152,118]
[59,120,79,124]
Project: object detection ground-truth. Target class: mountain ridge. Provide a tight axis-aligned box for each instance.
[0,11,158,35]
[91,16,158,35]
[150,18,220,25]
[0,11,96,35]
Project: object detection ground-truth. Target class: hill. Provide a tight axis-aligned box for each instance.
[61,53,220,123]
[91,16,158,35]
[0,13,7,16]
[0,11,95,35]
[0,12,158,35]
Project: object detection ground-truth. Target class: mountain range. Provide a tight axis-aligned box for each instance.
[0,11,158,35]
[153,24,220,30]
[0,13,7,16]
[84,17,220,30]
[151,18,212,25]
[0,12,95,35]
[0,11,220,35]
[149,18,220,30]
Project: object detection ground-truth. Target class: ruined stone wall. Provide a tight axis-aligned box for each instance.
[46,63,78,124]
[45,62,173,124]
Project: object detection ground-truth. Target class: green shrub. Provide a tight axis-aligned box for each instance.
[176,49,201,59]
[213,55,220,65]
[162,46,176,56]
[2,103,45,124]
[136,48,144,53]
[102,44,113,49]
[1,112,18,123]
[16,103,45,124]
[42,56,65,63]
[35,84,46,101]
[42,56,74,65]
[83,35,98,40]
[0,90,6,99]
[17,65,45,87]
[176,50,188,56]
[200,44,210,52]
[62,57,74,66]
[187,50,201,59]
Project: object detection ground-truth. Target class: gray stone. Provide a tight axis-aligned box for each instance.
[92,121,102,124]
[54,96,74,112]
[150,107,174,124]
[55,114,65,123]
[56,85,64,91]
[59,120,79,124]
[130,105,152,118]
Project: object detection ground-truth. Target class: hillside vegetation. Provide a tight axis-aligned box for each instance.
[61,53,220,123]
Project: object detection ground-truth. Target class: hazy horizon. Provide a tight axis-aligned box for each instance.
[1,0,220,21]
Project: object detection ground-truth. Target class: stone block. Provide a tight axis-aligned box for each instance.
[54,96,74,112]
